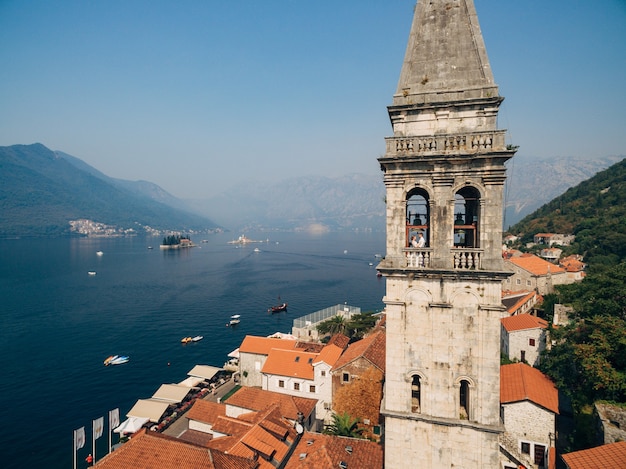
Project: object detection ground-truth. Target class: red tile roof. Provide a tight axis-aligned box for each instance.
[501,363,559,414]
[239,336,299,355]
[93,429,255,469]
[327,333,351,350]
[508,254,566,276]
[562,441,626,469]
[261,343,343,379]
[262,348,318,379]
[501,313,548,332]
[225,387,317,421]
[206,405,297,469]
[284,432,383,469]
[333,330,386,371]
[186,399,226,423]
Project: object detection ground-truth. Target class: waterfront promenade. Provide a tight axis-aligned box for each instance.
[161,376,237,438]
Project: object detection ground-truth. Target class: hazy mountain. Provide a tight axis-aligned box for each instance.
[508,157,626,267]
[189,174,386,232]
[189,154,623,232]
[0,143,219,237]
[504,154,623,228]
[2,142,621,237]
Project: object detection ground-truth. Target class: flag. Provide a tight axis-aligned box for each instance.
[109,408,119,430]
[93,417,104,440]
[74,427,85,450]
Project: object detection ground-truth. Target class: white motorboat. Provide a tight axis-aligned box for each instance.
[229,314,241,325]
[104,355,129,366]
[191,335,203,342]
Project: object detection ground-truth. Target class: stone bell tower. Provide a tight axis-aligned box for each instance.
[378,1,516,467]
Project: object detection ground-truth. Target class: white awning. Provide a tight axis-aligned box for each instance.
[187,365,221,380]
[113,416,149,434]
[126,399,170,423]
[151,384,191,404]
[178,376,205,388]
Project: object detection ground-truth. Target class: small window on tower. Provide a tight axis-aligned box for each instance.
[411,375,421,413]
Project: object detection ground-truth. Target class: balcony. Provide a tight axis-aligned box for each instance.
[384,130,509,157]
[403,248,483,270]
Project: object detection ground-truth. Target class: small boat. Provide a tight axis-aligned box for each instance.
[269,302,288,313]
[104,355,129,366]
[253,248,260,252]
[88,271,97,276]
[96,251,103,256]
[191,335,203,342]
[181,337,193,344]
[229,314,241,325]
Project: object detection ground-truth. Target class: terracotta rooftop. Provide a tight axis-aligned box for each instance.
[561,441,626,469]
[239,336,299,355]
[262,348,318,379]
[284,432,383,469]
[333,330,386,371]
[93,428,255,469]
[186,399,226,423]
[507,254,565,276]
[327,333,350,350]
[206,405,296,469]
[501,290,541,315]
[501,363,559,414]
[261,343,343,379]
[501,313,548,333]
[225,386,317,421]
[315,344,344,368]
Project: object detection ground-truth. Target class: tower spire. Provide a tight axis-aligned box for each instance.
[395,0,497,106]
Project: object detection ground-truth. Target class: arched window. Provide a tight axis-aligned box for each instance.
[459,379,470,419]
[406,188,429,248]
[453,187,480,248]
[411,375,421,413]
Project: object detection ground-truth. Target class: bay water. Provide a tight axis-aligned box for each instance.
[0,231,385,468]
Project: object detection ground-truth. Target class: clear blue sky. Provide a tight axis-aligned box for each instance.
[1,1,625,199]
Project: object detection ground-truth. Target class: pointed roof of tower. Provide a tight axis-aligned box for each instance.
[394,0,498,106]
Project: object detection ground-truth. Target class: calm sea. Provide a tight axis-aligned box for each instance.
[0,231,385,469]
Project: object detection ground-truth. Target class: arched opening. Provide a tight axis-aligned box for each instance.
[453,187,480,248]
[411,375,421,413]
[459,379,470,419]
[406,188,429,248]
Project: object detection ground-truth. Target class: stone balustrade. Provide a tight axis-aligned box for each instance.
[403,248,483,270]
[385,130,508,157]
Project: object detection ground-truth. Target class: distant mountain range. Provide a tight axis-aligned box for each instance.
[189,154,623,232]
[1,143,622,237]
[0,143,219,237]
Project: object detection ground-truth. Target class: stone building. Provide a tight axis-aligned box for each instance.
[501,313,549,366]
[377,0,516,467]
[500,363,559,468]
[504,253,571,295]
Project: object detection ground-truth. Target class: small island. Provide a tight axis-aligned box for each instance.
[159,235,195,250]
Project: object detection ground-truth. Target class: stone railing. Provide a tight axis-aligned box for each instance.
[403,248,483,270]
[452,249,483,270]
[404,248,432,268]
[385,130,508,157]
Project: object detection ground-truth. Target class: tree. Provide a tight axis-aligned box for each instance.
[345,312,378,340]
[317,315,347,336]
[539,262,626,406]
[323,412,364,438]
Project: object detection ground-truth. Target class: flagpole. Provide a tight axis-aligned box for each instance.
[92,425,96,465]
[73,430,77,469]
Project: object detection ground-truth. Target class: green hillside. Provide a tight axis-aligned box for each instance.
[508,157,626,270]
[0,143,219,237]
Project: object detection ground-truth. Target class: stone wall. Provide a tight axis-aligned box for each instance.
[595,402,626,445]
